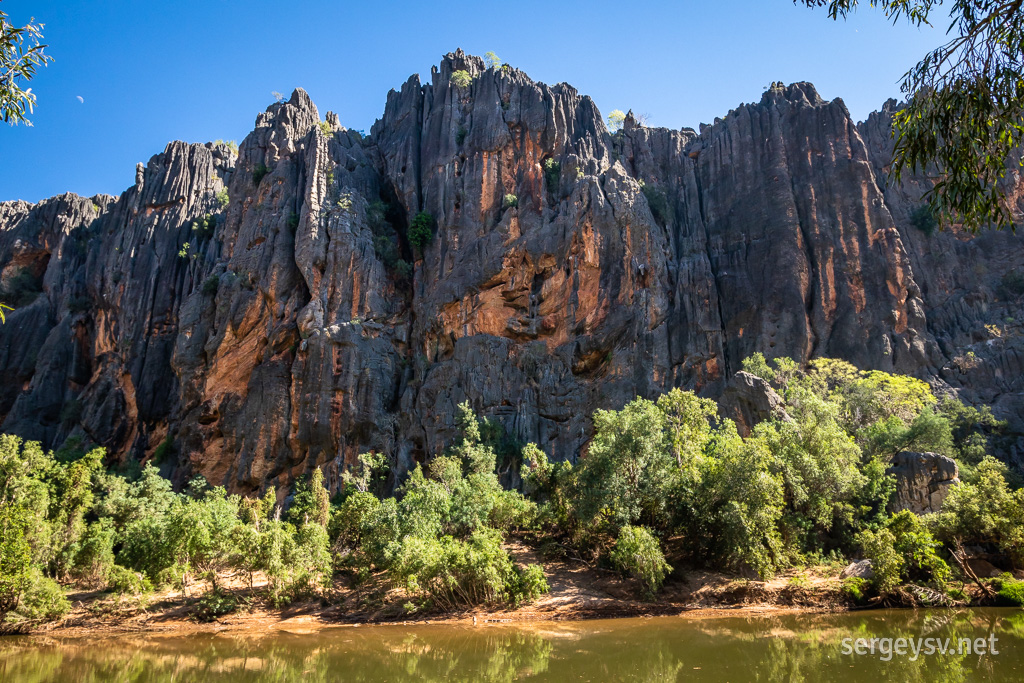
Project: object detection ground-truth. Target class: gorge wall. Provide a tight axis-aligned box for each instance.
[2,50,1022,495]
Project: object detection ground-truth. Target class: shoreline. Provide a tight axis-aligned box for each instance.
[9,602,854,640]
[8,558,992,640]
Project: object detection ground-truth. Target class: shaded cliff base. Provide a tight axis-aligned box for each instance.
[23,541,1024,638]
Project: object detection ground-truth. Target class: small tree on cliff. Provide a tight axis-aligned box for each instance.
[606,109,626,133]
[408,212,435,255]
[483,51,502,69]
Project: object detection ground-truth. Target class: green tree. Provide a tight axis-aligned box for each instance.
[341,452,388,495]
[857,526,903,595]
[799,0,1024,231]
[741,352,775,382]
[571,397,674,532]
[607,109,626,132]
[165,485,240,590]
[0,504,33,616]
[72,519,115,586]
[49,447,105,578]
[483,51,502,69]
[609,525,672,598]
[757,387,866,548]
[288,467,330,528]
[932,456,1024,566]
[699,422,785,578]
[657,389,717,478]
[450,69,472,88]
[0,9,52,125]
[408,211,435,253]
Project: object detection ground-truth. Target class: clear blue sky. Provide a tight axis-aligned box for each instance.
[0,0,943,203]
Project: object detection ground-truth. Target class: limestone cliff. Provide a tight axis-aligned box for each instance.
[1,50,1022,493]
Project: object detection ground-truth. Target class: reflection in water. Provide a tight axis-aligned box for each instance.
[1,609,1022,682]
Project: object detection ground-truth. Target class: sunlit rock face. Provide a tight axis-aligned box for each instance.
[1,50,1022,493]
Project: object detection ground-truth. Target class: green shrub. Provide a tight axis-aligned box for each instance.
[641,183,671,226]
[503,193,518,209]
[910,204,937,235]
[391,528,523,609]
[253,162,270,185]
[106,565,150,594]
[741,352,775,382]
[886,511,950,588]
[857,528,902,595]
[0,268,42,307]
[152,435,173,464]
[201,275,219,297]
[213,139,238,154]
[997,579,1024,607]
[456,126,468,145]
[9,572,70,623]
[366,200,405,271]
[60,399,83,428]
[543,159,560,194]
[609,525,672,598]
[450,70,472,88]
[1000,268,1024,299]
[510,563,548,607]
[153,565,190,589]
[854,513,949,597]
[408,212,435,252]
[488,490,537,532]
[318,120,334,137]
[193,589,238,622]
[841,577,870,604]
[215,188,230,209]
[67,296,91,314]
[394,259,413,284]
[73,519,115,585]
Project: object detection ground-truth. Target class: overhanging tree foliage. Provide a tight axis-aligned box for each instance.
[0,8,52,126]
[800,0,1024,231]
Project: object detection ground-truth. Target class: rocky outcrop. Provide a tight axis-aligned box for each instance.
[1,50,1022,495]
[888,451,961,514]
[720,371,791,436]
[840,560,875,580]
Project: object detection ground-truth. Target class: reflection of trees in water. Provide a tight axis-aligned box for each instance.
[0,610,1020,682]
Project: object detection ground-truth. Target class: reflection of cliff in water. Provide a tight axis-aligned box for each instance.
[2,609,1022,682]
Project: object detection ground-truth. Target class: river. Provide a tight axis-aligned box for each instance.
[1,609,1022,681]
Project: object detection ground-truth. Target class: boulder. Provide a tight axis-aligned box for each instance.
[888,451,960,514]
[720,371,791,436]
[840,560,874,580]
[965,558,1003,579]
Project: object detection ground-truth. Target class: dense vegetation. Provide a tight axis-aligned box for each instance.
[1,356,1022,628]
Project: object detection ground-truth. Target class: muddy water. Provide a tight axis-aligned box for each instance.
[2,609,1023,681]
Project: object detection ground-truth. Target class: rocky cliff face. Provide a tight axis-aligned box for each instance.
[1,50,1022,494]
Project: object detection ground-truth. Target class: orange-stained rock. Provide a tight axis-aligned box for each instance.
[1,53,1023,494]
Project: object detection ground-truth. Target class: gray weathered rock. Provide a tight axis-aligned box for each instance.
[0,51,1022,496]
[888,451,960,514]
[840,560,874,580]
[720,371,791,436]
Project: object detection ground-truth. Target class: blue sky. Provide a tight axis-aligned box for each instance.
[1,0,943,203]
